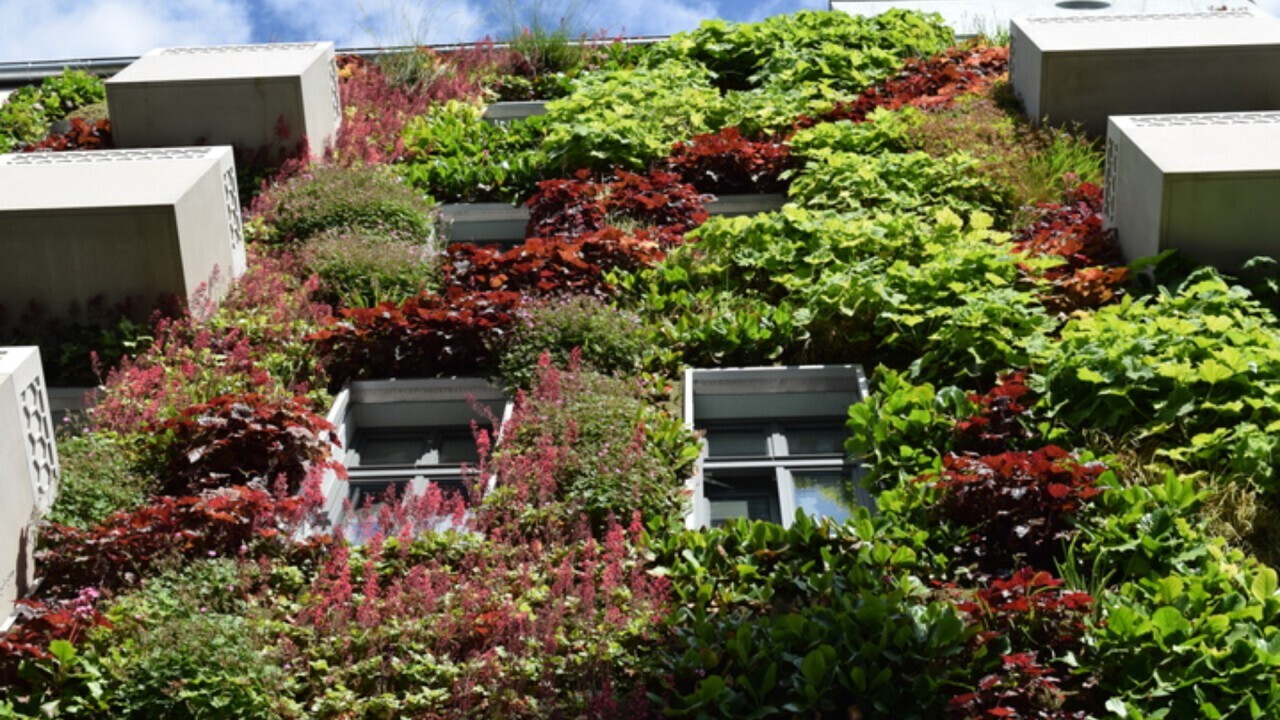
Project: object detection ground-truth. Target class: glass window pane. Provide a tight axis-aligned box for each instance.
[784,424,847,456]
[704,425,769,457]
[792,470,859,523]
[705,473,780,525]
[438,430,481,464]
[356,434,429,465]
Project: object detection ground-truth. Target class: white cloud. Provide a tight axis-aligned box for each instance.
[257,0,487,47]
[0,0,253,62]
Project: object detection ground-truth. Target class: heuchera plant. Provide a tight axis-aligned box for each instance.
[525,169,708,246]
[661,127,792,194]
[444,227,666,298]
[309,287,522,389]
[149,393,340,496]
[1013,181,1129,313]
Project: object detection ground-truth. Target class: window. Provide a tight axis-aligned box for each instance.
[684,366,874,529]
[320,378,511,538]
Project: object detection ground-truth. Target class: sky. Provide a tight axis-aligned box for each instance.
[0,0,826,63]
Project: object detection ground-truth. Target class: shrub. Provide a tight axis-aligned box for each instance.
[491,295,648,390]
[650,513,970,718]
[147,393,338,497]
[0,70,105,152]
[300,227,438,308]
[0,295,163,387]
[1030,269,1280,491]
[930,446,1106,577]
[486,358,697,531]
[399,100,550,203]
[524,169,708,245]
[309,288,522,390]
[252,163,435,244]
[661,127,792,195]
[84,560,298,719]
[541,60,726,172]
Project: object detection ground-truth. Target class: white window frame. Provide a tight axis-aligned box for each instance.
[683,365,873,529]
[319,377,513,532]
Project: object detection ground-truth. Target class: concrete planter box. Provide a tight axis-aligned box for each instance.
[0,147,246,330]
[482,101,548,124]
[437,202,529,245]
[1105,111,1280,268]
[706,193,788,217]
[1010,9,1280,136]
[0,347,58,622]
[106,42,339,159]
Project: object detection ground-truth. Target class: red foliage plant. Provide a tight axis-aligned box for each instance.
[931,446,1106,577]
[151,393,341,497]
[329,48,499,166]
[22,117,113,152]
[525,169,709,247]
[444,227,667,298]
[949,569,1097,719]
[661,127,792,195]
[36,481,324,601]
[954,370,1038,455]
[1013,180,1128,313]
[308,287,522,390]
[795,44,1009,129]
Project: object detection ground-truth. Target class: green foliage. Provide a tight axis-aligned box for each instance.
[45,432,150,529]
[788,109,921,159]
[493,365,698,530]
[1031,269,1280,491]
[490,295,648,391]
[654,9,952,93]
[399,100,550,202]
[624,206,1053,381]
[901,92,1104,220]
[651,513,968,718]
[255,163,436,244]
[845,367,973,491]
[788,150,1006,219]
[0,70,105,152]
[541,59,725,172]
[84,560,298,719]
[300,228,438,308]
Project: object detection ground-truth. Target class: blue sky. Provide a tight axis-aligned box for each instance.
[0,0,826,63]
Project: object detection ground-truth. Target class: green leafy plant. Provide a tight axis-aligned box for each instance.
[541,59,725,172]
[490,295,649,390]
[0,70,105,152]
[45,431,150,529]
[399,100,550,202]
[300,227,438,308]
[251,163,436,244]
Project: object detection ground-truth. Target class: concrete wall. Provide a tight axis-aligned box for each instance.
[1106,112,1280,268]
[106,42,339,160]
[1011,10,1280,136]
[0,147,244,329]
[0,347,59,621]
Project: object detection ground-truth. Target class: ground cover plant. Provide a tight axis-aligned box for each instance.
[8,10,1280,720]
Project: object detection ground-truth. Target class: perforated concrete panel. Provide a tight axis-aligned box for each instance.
[106,42,339,159]
[1105,112,1280,268]
[0,147,245,329]
[1010,10,1280,136]
[0,347,58,621]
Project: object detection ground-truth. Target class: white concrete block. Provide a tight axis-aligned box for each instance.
[0,147,245,328]
[1104,111,1280,268]
[0,347,59,619]
[1010,9,1280,136]
[831,0,1256,39]
[106,42,339,159]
